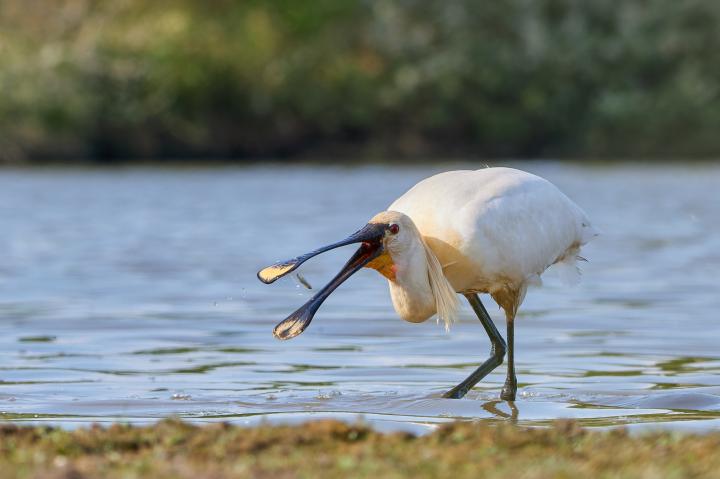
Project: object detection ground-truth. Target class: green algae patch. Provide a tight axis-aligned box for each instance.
[1,419,720,478]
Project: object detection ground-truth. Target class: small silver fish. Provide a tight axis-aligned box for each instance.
[295,273,312,290]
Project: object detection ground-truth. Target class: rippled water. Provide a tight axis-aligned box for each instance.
[1,163,719,433]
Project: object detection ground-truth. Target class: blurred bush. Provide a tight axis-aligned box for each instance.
[1,0,719,162]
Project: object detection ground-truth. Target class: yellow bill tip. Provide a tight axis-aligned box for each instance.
[273,318,306,340]
[257,262,297,284]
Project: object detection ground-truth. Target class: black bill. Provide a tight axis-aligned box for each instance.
[257,223,386,284]
[257,223,387,340]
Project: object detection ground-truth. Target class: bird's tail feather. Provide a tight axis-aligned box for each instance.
[553,247,585,286]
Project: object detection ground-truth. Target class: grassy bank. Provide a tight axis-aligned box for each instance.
[1,419,719,478]
[2,1,720,162]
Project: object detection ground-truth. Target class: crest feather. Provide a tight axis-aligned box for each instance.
[421,237,459,330]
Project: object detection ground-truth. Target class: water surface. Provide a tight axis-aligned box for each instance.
[1,163,719,433]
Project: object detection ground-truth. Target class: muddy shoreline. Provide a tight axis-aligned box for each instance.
[2,419,719,478]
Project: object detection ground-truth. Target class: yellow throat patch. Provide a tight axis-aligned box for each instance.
[365,251,396,281]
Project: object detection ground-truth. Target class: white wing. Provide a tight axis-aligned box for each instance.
[389,167,596,293]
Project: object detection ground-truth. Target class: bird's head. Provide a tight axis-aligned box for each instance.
[363,211,420,281]
[257,211,415,340]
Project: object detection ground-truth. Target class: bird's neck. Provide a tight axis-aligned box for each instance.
[388,239,437,323]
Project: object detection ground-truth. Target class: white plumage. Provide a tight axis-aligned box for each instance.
[259,166,597,400]
[387,167,596,321]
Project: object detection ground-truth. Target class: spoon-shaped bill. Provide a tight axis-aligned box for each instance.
[257,223,386,284]
[273,242,383,340]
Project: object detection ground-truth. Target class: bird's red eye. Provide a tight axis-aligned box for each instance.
[389,224,400,235]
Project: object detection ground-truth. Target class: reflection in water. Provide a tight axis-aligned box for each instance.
[482,401,519,421]
[0,163,719,432]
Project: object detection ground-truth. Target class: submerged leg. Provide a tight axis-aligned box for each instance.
[443,293,506,399]
[500,316,517,401]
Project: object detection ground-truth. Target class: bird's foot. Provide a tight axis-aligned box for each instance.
[500,378,517,402]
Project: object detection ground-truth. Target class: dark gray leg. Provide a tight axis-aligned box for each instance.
[443,293,506,399]
[500,317,517,401]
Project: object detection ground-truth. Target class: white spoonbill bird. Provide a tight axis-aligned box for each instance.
[258,167,597,400]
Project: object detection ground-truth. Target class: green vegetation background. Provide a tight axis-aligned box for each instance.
[2,0,719,163]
